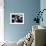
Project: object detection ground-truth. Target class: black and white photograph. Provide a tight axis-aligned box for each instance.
[10,13,24,24]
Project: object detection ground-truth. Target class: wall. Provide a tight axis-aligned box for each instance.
[0,0,4,42]
[4,0,40,42]
[40,0,46,27]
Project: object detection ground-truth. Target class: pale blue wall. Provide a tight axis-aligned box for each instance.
[4,0,40,42]
[40,0,46,27]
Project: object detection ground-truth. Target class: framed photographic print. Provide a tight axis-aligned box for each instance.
[10,13,24,24]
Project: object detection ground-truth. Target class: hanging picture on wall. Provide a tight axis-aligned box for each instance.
[10,13,24,24]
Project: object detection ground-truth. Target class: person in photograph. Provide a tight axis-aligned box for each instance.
[15,15,23,23]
